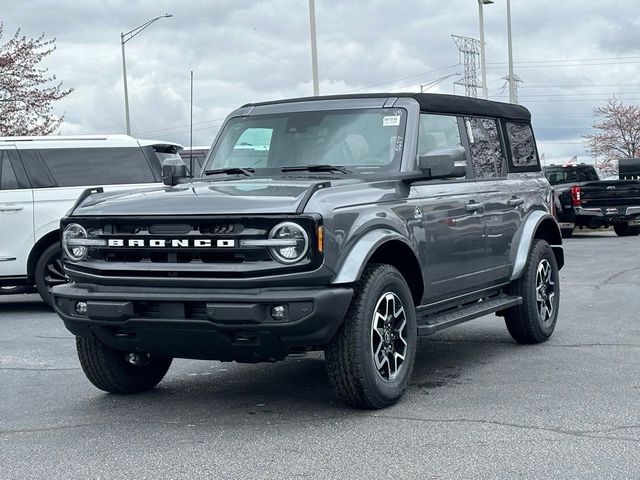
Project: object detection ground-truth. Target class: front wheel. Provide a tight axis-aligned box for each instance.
[76,336,172,394]
[504,239,560,344]
[325,264,417,409]
[614,223,640,237]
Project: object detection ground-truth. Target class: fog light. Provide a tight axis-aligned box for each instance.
[270,305,286,321]
[75,301,88,315]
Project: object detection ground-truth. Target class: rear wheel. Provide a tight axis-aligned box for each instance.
[76,336,172,394]
[613,223,640,237]
[325,264,417,409]
[34,243,67,308]
[504,239,560,344]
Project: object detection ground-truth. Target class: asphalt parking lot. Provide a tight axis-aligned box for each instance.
[1,230,640,479]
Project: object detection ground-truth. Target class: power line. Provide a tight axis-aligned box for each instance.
[508,97,640,103]
[494,91,640,99]
[486,60,640,70]
[486,55,640,65]
[134,122,224,139]
[535,127,592,130]
[347,64,459,92]
[519,83,640,89]
[133,117,226,136]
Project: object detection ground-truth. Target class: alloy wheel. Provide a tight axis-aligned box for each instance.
[370,292,408,382]
[535,259,556,324]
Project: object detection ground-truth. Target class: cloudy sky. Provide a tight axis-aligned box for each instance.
[3,0,640,163]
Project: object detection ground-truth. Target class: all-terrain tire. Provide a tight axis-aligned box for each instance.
[504,239,560,344]
[34,242,67,308]
[76,336,172,394]
[614,223,640,237]
[325,264,417,409]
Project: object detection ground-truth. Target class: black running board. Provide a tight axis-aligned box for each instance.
[417,295,522,336]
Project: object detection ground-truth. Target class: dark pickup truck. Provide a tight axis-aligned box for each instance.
[53,93,563,408]
[544,163,640,237]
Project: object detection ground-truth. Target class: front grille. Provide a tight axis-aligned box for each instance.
[90,220,266,264]
[97,249,271,264]
[66,216,322,281]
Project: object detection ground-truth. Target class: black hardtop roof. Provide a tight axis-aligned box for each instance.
[242,92,531,122]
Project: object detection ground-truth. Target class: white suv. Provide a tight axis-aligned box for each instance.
[0,135,181,306]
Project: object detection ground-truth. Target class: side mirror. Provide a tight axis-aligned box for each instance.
[162,158,188,186]
[418,146,467,179]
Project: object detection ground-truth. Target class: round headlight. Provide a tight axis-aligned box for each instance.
[268,222,309,264]
[63,223,88,262]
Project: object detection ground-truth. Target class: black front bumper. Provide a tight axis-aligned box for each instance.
[53,283,353,362]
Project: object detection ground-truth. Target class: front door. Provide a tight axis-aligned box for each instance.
[412,113,488,303]
[413,181,487,302]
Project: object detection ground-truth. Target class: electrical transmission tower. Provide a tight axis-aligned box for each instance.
[502,73,523,103]
[451,35,481,98]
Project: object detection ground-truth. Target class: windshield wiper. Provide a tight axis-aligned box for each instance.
[203,167,255,177]
[281,164,351,174]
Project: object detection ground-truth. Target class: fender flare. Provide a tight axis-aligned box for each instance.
[509,210,563,281]
[331,229,418,285]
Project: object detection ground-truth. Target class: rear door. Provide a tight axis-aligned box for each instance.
[0,146,34,278]
[469,118,530,284]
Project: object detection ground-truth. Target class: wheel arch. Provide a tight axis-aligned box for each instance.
[509,211,564,281]
[27,230,60,279]
[331,229,424,305]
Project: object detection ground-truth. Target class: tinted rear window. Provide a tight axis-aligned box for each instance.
[544,166,599,185]
[0,150,19,190]
[31,147,156,187]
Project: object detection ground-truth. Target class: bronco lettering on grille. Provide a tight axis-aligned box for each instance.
[106,239,235,248]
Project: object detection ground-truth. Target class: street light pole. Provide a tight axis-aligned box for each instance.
[120,33,131,135]
[478,0,494,99]
[506,0,516,103]
[308,0,319,96]
[120,14,173,135]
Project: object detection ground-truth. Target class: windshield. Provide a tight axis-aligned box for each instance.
[204,108,407,175]
[544,165,599,185]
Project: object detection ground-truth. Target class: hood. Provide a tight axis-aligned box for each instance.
[71,178,335,216]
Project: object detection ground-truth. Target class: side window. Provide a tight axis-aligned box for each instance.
[465,117,505,179]
[418,113,467,177]
[506,122,539,169]
[15,149,55,188]
[418,114,463,154]
[0,150,20,190]
[37,147,156,187]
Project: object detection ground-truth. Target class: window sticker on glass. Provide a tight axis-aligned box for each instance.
[383,116,401,127]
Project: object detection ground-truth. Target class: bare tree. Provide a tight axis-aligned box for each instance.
[584,98,640,177]
[0,24,73,136]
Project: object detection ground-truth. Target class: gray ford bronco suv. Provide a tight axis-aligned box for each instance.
[53,93,563,409]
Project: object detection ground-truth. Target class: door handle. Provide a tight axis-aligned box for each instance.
[466,201,484,212]
[0,204,24,212]
[507,198,524,207]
